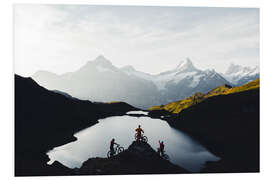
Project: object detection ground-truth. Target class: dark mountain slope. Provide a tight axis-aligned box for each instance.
[172,89,259,173]
[149,80,259,172]
[15,74,137,176]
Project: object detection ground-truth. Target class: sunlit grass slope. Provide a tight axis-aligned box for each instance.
[149,79,259,114]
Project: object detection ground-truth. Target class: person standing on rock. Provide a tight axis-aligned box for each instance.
[135,125,144,141]
[158,140,165,156]
[110,138,119,155]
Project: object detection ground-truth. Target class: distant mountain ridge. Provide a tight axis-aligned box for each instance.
[221,63,259,86]
[32,56,258,109]
[149,79,259,114]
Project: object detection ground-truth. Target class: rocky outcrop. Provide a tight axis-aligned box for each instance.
[78,141,188,175]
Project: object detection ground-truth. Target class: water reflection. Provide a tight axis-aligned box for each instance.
[47,115,219,172]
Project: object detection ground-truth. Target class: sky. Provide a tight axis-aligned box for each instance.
[14,4,259,76]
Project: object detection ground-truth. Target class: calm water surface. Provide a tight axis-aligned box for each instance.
[47,113,219,172]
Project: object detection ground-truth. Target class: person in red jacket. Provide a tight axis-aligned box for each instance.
[158,140,165,156]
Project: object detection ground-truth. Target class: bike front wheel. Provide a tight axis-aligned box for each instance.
[142,136,148,143]
[118,147,124,154]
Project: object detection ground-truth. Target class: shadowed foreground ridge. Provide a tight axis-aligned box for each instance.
[15,74,137,176]
[78,141,188,175]
[15,73,259,175]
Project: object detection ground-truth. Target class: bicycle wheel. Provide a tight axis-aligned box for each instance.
[107,150,112,158]
[118,147,124,154]
[142,136,148,143]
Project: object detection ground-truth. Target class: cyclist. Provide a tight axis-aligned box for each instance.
[158,140,165,156]
[135,125,144,141]
[110,138,119,155]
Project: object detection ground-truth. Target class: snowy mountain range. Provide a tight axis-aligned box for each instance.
[221,63,259,86]
[32,55,259,109]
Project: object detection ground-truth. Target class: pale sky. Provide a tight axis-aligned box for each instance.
[14,4,259,76]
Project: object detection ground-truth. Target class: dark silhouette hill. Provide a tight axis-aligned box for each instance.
[15,74,137,176]
[38,141,188,176]
[149,79,259,172]
[78,141,188,175]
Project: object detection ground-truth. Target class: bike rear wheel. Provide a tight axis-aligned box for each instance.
[107,150,113,158]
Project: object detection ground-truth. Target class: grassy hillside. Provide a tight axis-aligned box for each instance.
[149,79,259,114]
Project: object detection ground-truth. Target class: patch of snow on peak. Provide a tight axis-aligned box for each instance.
[173,71,198,84]
[189,73,204,88]
[225,63,243,75]
[93,55,113,66]
[224,63,259,84]
[175,58,197,72]
[96,65,114,73]
[122,68,154,81]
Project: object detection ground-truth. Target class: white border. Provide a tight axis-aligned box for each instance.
[1,0,270,180]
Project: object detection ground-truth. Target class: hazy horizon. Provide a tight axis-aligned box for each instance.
[14,4,259,77]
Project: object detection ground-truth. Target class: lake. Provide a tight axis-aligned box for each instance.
[47,112,219,172]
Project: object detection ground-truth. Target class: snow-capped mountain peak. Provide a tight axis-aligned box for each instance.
[92,55,113,67]
[204,69,216,75]
[223,63,259,86]
[78,55,117,74]
[225,63,243,75]
[175,58,197,72]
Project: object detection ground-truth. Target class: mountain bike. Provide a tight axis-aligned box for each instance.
[107,144,124,158]
[134,132,148,142]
